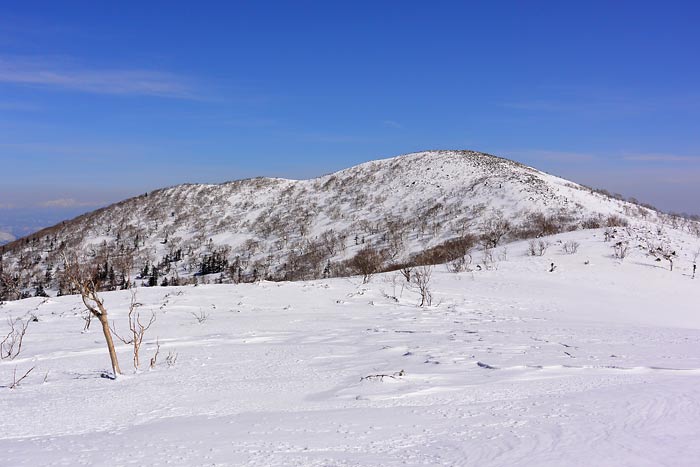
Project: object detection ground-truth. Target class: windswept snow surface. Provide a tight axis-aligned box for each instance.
[1,229,699,466]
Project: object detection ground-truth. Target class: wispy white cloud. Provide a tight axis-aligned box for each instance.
[0,100,41,111]
[222,117,278,128]
[0,202,17,209]
[506,149,601,163]
[499,88,700,117]
[499,98,651,116]
[623,153,700,162]
[507,148,700,165]
[0,141,151,161]
[39,198,103,208]
[294,132,366,144]
[498,100,569,112]
[382,120,403,129]
[0,56,196,98]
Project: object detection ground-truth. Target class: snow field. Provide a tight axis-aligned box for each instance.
[1,228,699,466]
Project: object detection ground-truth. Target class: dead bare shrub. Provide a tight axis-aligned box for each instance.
[149,339,160,369]
[166,351,178,368]
[191,309,209,324]
[110,289,156,370]
[480,214,511,248]
[410,265,433,307]
[528,239,548,256]
[447,252,472,273]
[606,215,629,227]
[603,228,616,242]
[527,212,562,237]
[360,369,405,381]
[8,366,34,389]
[646,243,677,271]
[412,236,476,267]
[613,241,630,260]
[349,246,385,283]
[562,241,580,254]
[581,217,602,229]
[480,246,497,270]
[1,317,29,360]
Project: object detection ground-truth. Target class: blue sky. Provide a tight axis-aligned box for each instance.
[1,0,699,234]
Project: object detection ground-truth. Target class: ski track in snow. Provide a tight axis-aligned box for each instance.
[1,230,700,466]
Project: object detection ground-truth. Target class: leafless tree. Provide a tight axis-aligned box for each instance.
[481,246,497,270]
[528,239,548,256]
[349,246,385,283]
[319,230,340,257]
[603,228,614,242]
[1,317,29,360]
[62,254,122,378]
[411,265,433,307]
[613,241,630,260]
[113,251,135,290]
[400,266,412,283]
[111,289,156,370]
[447,251,472,273]
[481,212,511,248]
[562,241,580,254]
[646,243,677,270]
[528,212,561,237]
[0,268,22,302]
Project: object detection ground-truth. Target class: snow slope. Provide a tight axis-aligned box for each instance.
[2,227,699,466]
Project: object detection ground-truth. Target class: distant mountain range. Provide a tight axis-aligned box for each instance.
[0,206,100,242]
[0,230,15,246]
[1,150,698,299]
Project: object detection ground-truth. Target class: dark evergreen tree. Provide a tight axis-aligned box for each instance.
[34,283,49,297]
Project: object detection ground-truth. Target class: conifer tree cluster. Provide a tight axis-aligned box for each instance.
[199,250,229,276]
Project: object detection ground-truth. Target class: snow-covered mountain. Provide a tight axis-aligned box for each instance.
[2,152,700,465]
[0,150,698,298]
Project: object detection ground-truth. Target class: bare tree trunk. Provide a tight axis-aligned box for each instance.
[98,312,121,377]
[63,253,123,378]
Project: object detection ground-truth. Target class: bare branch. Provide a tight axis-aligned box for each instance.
[9,366,35,389]
[360,370,405,382]
[149,338,161,369]
[1,317,30,360]
[111,288,156,369]
[191,309,208,324]
[410,266,433,307]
